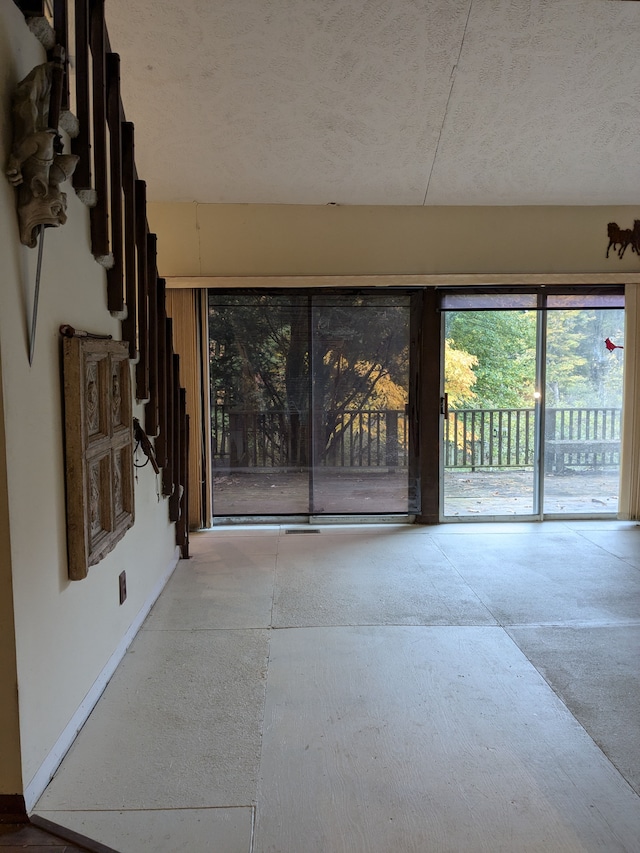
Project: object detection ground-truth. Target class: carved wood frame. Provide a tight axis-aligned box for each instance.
[63,337,134,580]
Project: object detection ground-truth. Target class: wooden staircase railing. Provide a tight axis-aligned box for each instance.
[12,0,190,556]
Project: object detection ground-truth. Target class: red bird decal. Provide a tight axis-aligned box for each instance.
[605,338,624,352]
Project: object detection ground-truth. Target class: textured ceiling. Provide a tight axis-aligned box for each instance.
[104,0,640,205]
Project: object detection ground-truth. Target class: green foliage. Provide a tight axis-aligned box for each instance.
[445,311,537,408]
[546,309,624,408]
[445,307,625,411]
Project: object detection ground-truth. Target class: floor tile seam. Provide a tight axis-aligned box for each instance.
[424,537,504,625]
[268,620,640,631]
[431,524,571,536]
[570,528,640,571]
[254,624,273,821]
[430,524,638,535]
[34,805,255,814]
[501,627,640,800]
[506,620,640,629]
[271,537,282,628]
[431,530,545,537]
[268,622,504,630]
[612,557,640,574]
[140,626,271,632]
[430,520,625,536]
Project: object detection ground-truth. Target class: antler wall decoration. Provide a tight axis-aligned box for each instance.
[606,220,640,260]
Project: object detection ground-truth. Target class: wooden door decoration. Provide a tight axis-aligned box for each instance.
[63,337,134,579]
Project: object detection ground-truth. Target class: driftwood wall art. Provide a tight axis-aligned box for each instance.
[63,337,134,580]
[606,220,640,260]
[5,49,78,247]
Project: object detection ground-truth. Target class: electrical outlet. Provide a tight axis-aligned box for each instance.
[119,571,127,605]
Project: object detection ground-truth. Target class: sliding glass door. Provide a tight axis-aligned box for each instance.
[208,291,415,517]
[542,295,625,515]
[207,286,623,521]
[441,294,540,517]
[441,289,625,520]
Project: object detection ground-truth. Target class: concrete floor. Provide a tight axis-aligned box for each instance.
[34,521,640,852]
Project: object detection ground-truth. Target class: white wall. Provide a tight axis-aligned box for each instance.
[0,342,22,797]
[0,5,177,803]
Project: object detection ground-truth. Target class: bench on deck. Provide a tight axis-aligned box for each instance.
[545,439,620,474]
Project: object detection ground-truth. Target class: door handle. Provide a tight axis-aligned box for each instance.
[440,393,448,419]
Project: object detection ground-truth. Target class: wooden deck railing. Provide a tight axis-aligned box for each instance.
[543,407,621,473]
[445,407,621,472]
[212,407,409,470]
[212,405,621,473]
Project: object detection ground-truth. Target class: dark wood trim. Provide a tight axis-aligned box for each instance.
[53,0,70,110]
[408,291,423,515]
[89,0,109,260]
[13,1,44,16]
[415,288,441,524]
[154,280,168,465]
[72,0,91,191]
[162,323,175,497]
[0,794,27,824]
[182,413,190,555]
[175,389,188,546]
[169,353,181,511]
[145,238,159,434]
[134,180,149,399]
[197,293,209,528]
[47,45,65,130]
[105,52,123,312]
[121,121,137,356]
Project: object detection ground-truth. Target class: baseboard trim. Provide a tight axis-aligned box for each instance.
[31,814,121,853]
[23,547,181,813]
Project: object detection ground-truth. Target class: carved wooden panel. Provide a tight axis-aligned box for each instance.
[63,338,134,580]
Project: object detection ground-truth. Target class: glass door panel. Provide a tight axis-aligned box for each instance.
[310,294,411,514]
[209,293,310,515]
[442,308,539,518]
[543,306,624,515]
[209,291,414,517]
[441,289,625,521]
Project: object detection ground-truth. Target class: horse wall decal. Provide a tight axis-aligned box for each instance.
[606,220,640,260]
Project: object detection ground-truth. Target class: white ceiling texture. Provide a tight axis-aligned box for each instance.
[105,0,640,206]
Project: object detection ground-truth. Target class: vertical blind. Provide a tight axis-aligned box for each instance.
[166,289,210,528]
[619,283,640,521]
